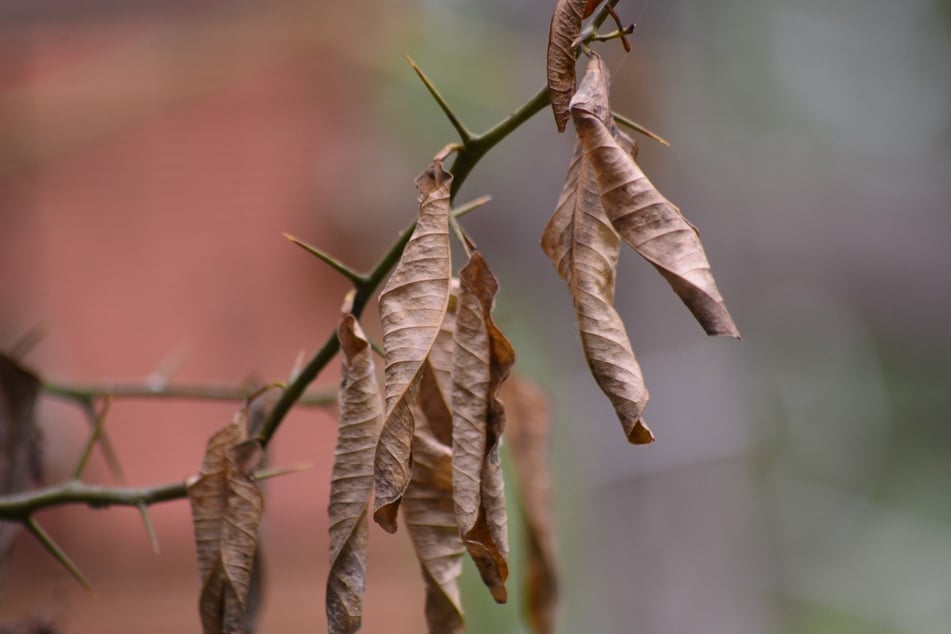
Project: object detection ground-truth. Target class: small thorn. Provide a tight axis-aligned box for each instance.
[612,112,671,147]
[72,396,114,481]
[137,503,161,554]
[449,214,474,258]
[27,518,96,595]
[406,55,475,145]
[253,463,312,482]
[284,234,367,286]
[145,347,189,391]
[288,349,307,383]
[451,194,492,220]
[8,323,48,360]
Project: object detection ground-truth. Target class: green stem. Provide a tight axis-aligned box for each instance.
[448,85,550,201]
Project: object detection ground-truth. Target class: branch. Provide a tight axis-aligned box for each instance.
[0,465,306,521]
[44,380,335,407]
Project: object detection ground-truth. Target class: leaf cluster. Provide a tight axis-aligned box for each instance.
[0,2,739,633]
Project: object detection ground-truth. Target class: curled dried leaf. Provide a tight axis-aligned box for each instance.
[541,140,653,444]
[547,0,587,132]
[0,354,43,578]
[327,314,384,634]
[451,252,516,602]
[502,376,558,634]
[373,161,453,533]
[187,409,264,634]
[571,55,740,338]
[404,415,466,634]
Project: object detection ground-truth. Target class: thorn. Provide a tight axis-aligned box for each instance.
[288,349,307,383]
[71,396,114,481]
[137,503,161,554]
[611,112,671,147]
[406,55,475,145]
[449,214,474,258]
[8,323,48,360]
[26,518,96,595]
[451,194,492,220]
[253,463,312,482]
[145,347,189,391]
[284,234,367,287]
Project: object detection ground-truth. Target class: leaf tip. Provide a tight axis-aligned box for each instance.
[373,504,400,534]
[627,419,655,445]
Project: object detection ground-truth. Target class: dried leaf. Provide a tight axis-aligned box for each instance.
[0,354,43,578]
[571,55,740,338]
[418,291,458,448]
[373,161,453,533]
[188,410,264,634]
[582,0,601,19]
[502,376,558,634]
[547,0,587,132]
[327,315,384,634]
[404,414,466,634]
[451,252,516,602]
[541,139,653,444]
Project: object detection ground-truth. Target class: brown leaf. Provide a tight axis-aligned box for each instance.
[188,410,264,634]
[373,161,453,533]
[404,414,466,634]
[451,252,516,602]
[582,0,601,19]
[571,55,740,338]
[502,376,559,634]
[327,314,384,634]
[418,291,458,448]
[547,0,587,132]
[0,354,43,577]
[541,139,653,444]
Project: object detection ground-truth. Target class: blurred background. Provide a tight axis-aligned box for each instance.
[1,0,950,632]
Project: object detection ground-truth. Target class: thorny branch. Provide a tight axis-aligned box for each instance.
[0,1,648,588]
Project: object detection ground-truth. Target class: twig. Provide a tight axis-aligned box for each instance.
[43,381,335,406]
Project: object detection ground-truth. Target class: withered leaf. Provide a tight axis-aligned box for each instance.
[327,314,384,634]
[501,376,558,634]
[451,252,515,602]
[583,0,601,19]
[187,410,264,634]
[373,161,453,533]
[404,414,466,634]
[541,140,653,444]
[0,354,43,578]
[547,0,587,132]
[571,55,740,338]
[418,290,458,448]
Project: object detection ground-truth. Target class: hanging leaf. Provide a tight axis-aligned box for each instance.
[327,314,384,634]
[404,414,466,634]
[418,287,458,448]
[0,354,43,579]
[541,140,653,444]
[451,251,516,602]
[547,0,587,132]
[582,0,602,19]
[373,161,453,533]
[571,55,740,338]
[502,376,558,634]
[187,409,264,634]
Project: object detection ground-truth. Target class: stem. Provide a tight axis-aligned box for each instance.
[448,86,550,201]
[44,381,335,406]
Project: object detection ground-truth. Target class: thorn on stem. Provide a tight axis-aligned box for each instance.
[284,234,367,287]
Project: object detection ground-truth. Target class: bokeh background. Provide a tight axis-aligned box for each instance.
[1,0,950,632]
